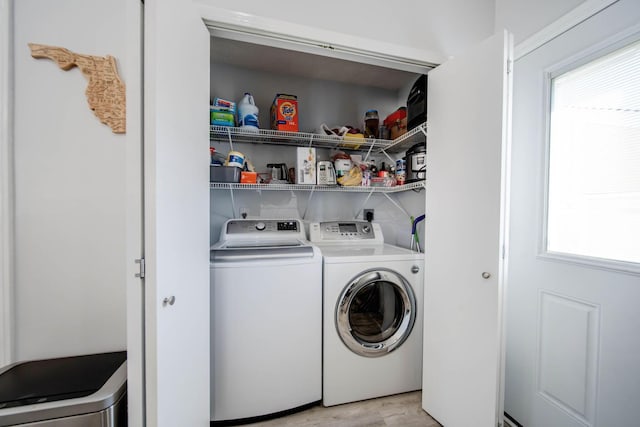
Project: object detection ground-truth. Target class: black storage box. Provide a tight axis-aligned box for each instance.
[407,74,428,131]
[210,166,242,183]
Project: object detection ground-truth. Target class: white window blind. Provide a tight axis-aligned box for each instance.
[547,38,640,264]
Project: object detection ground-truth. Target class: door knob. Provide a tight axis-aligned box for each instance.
[163,296,176,306]
[482,272,491,279]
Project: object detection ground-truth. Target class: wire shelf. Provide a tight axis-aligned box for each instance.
[209,122,427,154]
[209,180,425,193]
[382,123,428,153]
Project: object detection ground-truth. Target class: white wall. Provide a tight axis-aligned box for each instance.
[12,0,128,360]
[495,0,586,44]
[205,0,495,59]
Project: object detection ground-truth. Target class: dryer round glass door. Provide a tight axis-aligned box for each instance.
[336,268,416,357]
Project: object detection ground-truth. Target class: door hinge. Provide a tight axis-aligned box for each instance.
[507,59,513,74]
[135,258,145,278]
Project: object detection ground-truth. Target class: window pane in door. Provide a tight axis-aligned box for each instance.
[547,38,640,264]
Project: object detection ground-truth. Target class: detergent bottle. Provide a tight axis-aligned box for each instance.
[237,93,259,132]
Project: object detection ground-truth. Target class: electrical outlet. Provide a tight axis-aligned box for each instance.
[364,209,374,221]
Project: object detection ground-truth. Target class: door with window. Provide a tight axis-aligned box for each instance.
[506,1,640,426]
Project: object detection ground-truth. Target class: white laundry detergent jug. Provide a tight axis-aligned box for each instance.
[237,93,259,132]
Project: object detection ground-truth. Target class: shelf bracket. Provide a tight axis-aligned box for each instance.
[380,149,394,165]
[363,143,375,162]
[308,134,314,148]
[226,127,234,152]
[229,185,238,218]
[353,190,375,220]
[382,192,411,219]
[419,123,428,137]
[302,186,316,219]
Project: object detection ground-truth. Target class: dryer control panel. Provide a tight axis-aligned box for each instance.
[309,221,384,244]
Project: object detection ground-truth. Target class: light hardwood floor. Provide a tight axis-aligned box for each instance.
[244,391,442,427]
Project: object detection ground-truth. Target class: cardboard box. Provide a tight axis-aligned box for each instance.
[212,97,236,113]
[296,147,316,184]
[210,108,235,127]
[240,171,258,184]
[271,94,298,132]
[383,108,408,140]
[389,117,407,139]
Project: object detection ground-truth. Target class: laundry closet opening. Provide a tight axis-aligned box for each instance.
[206,23,434,247]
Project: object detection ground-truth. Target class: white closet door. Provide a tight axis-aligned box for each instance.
[143,1,211,426]
[422,31,512,427]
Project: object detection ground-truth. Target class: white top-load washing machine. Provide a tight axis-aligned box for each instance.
[210,219,322,423]
[309,221,425,407]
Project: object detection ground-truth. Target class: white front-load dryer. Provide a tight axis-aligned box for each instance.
[309,221,425,407]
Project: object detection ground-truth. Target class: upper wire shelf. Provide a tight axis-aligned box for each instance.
[210,122,427,154]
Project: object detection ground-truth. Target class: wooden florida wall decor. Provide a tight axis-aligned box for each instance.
[29,43,126,134]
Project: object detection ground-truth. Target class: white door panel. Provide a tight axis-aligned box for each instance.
[506,0,640,426]
[143,1,211,425]
[124,1,144,426]
[422,31,512,427]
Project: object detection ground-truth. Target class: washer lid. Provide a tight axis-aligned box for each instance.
[217,239,305,249]
[211,244,317,262]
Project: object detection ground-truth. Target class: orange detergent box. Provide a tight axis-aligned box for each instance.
[240,171,258,184]
[271,94,298,132]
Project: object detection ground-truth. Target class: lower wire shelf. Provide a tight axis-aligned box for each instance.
[209,180,425,193]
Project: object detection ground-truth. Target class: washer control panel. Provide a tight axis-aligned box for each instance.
[221,219,305,241]
[309,221,384,244]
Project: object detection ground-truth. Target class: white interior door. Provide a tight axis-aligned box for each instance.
[143,1,211,426]
[506,1,640,426]
[422,31,512,427]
